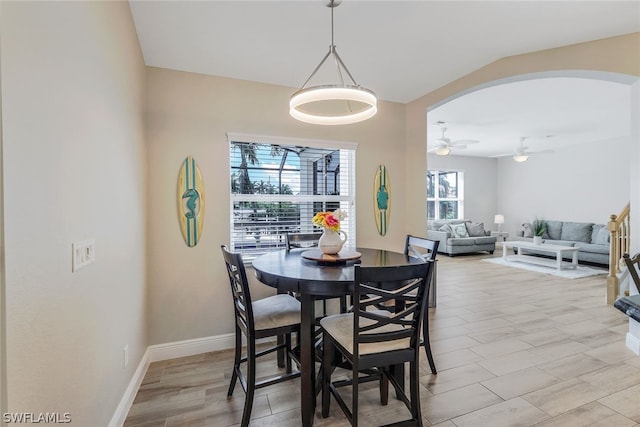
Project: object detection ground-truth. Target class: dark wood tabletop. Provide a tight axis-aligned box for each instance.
[252,247,422,295]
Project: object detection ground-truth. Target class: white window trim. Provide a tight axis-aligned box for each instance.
[228,133,357,261]
[227,132,359,151]
[428,169,465,220]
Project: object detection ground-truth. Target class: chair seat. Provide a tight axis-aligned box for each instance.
[253,294,301,331]
[320,312,409,356]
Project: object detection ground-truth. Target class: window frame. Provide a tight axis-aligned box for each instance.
[427,169,465,220]
[227,132,357,262]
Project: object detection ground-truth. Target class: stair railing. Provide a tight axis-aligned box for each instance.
[607,202,630,304]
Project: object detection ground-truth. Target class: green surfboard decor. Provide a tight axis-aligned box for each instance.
[177,156,205,247]
[374,164,390,236]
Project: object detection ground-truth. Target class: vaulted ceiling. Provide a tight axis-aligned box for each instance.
[129,1,640,156]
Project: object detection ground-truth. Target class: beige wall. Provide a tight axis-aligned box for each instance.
[405,33,640,239]
[146,67,407,344]
[148,33,639,347]
[0,2,147,425]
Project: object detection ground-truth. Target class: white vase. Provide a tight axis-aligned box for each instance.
[318,229,347,254]
[533,236,543,245]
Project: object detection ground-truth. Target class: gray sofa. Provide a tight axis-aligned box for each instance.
[426,219,496,256]
[513,220,610,266]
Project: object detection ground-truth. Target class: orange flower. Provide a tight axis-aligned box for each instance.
[312,211,340,232]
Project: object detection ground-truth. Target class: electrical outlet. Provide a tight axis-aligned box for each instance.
[72,239,95,272]
[123,345,129,368]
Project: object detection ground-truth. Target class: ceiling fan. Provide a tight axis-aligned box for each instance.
[492,137,553,162]
[428,127,479,156]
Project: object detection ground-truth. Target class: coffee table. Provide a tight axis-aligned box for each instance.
[503,240,579,271]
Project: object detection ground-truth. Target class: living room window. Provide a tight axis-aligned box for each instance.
[427,170,464,220]
[228,133,356,261]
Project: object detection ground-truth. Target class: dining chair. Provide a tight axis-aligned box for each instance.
[221,245,301,427]
[405,235,439,374]
[623,252,640,292]
[285,231,322,250]
[320,261,435,426]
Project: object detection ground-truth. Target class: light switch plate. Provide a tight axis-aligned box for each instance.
[72,239,95,272]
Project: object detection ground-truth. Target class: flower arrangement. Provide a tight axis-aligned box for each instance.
[312,209,346,232]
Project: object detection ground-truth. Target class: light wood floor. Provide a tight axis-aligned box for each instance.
[124,252,640,426]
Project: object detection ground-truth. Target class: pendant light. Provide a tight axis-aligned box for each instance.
[290,0,377,125]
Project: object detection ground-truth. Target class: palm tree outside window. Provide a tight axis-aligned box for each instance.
[427,170,464,220]
[229,136,356,261]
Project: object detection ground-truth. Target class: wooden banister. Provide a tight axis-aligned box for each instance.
[607,202,631,304]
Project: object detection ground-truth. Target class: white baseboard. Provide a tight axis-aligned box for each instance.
[110,333,275,426]
[148,333,236,362]
[108,347,150,427]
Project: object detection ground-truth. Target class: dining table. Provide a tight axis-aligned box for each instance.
[252,247,425,427]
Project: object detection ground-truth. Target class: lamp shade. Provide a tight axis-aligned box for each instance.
[494,214,505,224]
[434,146,451,156]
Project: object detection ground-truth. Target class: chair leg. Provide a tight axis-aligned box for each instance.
[379,367,389,406]
[228,326,242,396]
[285,333,292,374]
[352,362,359,427]
[423,312,437,374]
[241,339,256,427]
[409,360,423,426]
[321,333,334,418]
[277,334,285,368]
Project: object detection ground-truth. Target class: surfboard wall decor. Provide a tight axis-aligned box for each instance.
[374,164,390,236]
[177,156,205,247]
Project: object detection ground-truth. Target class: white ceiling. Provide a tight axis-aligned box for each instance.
[128,0,640,156]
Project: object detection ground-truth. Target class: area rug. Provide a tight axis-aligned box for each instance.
[483,257,608,279]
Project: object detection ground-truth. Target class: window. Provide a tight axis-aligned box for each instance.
[228,133,356,261]
[427,170,464,220]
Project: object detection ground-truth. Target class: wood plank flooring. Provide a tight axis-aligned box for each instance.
[124,252,640,426]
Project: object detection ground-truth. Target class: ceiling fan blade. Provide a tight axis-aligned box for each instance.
[450,139,479,146]
[526,149,554,155]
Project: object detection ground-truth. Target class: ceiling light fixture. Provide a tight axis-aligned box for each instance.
[513,154,529,162]
[434,146,452,156]
[289,0,377,125]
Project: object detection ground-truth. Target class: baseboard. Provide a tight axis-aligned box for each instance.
[110,333,277,426]
[147,333,236,362]
[108,347,150,427]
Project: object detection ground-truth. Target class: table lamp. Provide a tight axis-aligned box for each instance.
[494,214,505,233]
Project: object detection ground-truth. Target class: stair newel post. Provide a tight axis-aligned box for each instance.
[607,213,620,304]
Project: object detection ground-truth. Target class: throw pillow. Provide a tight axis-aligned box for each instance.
[560,222,594,243]
[522,223,533,238]
[591,224,605,243]
[438,224,453,235]
[450,223,469,238]
[545,220,563,240]
[595,226,610,245]
[466,222,486,237]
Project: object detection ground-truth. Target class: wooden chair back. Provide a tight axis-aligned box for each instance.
[404,234,439,261]
[623,252,640,292]
[352,261,434,360]
[285,232,321,251]
[221,245,254,336]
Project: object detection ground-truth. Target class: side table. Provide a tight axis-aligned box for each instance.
[491,231,509,253]
[491,231,509,241]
